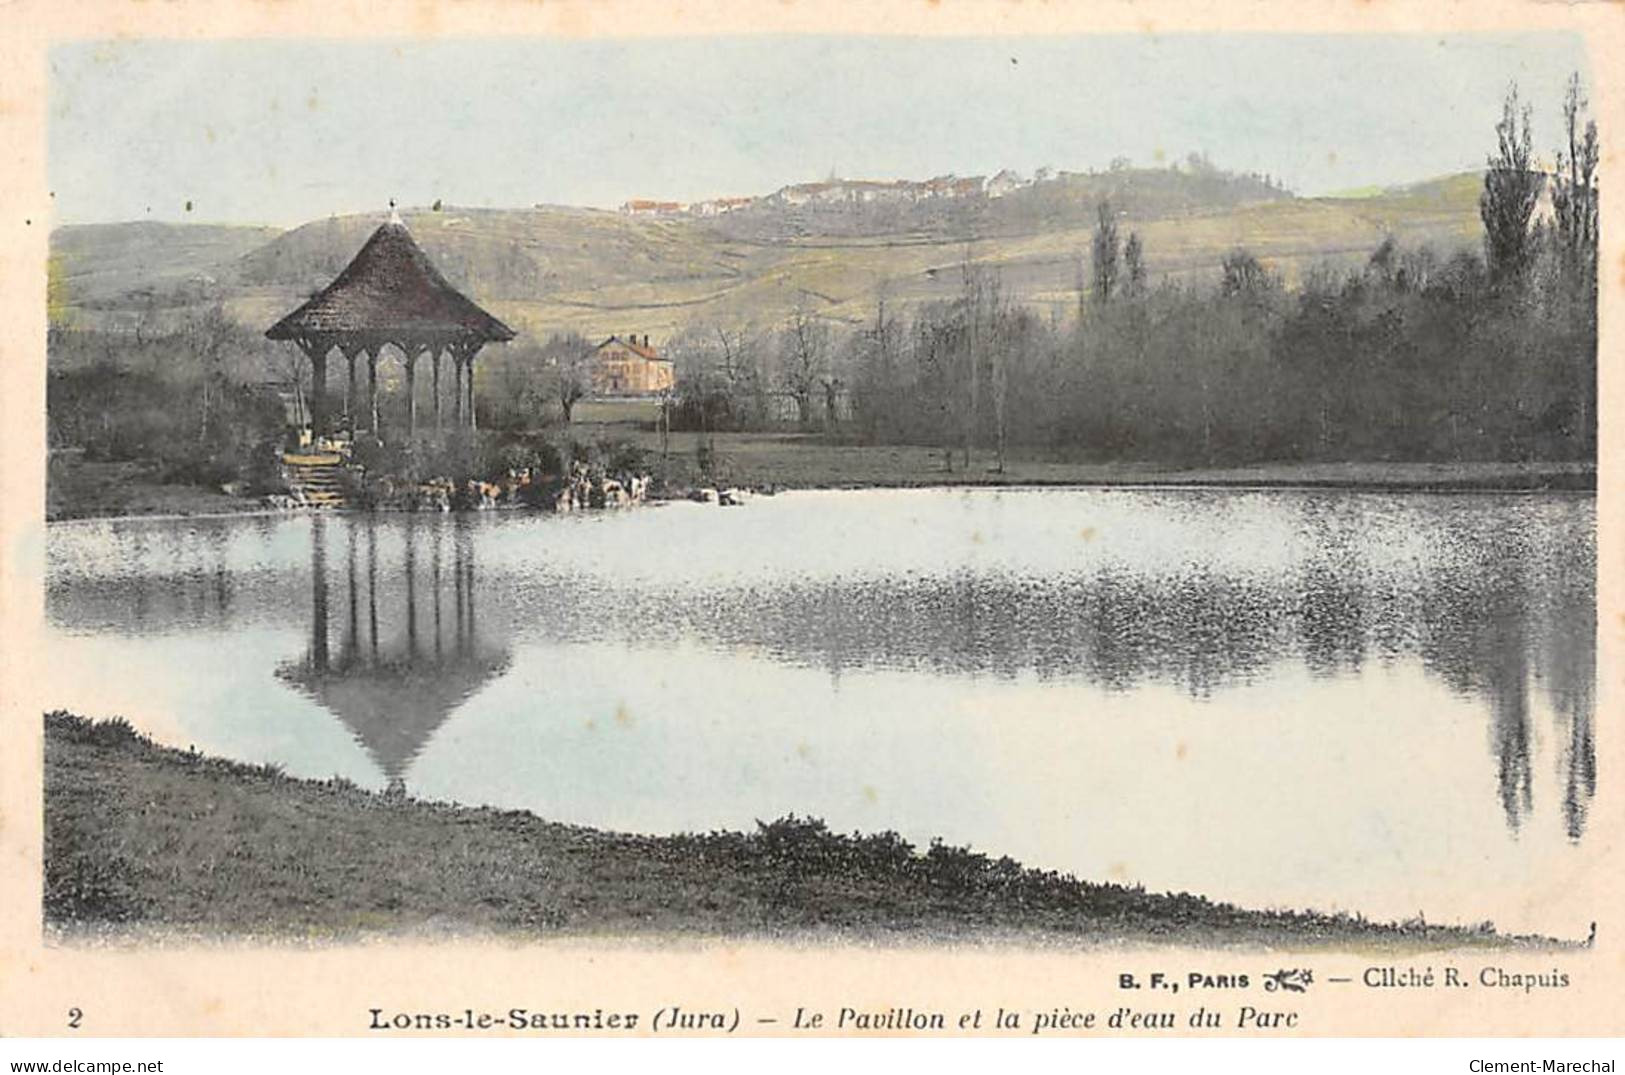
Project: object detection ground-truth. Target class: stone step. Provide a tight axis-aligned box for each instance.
[282,454,349,509]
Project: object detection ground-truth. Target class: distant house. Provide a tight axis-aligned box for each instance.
[586,335,675,397]
[620,199,687,217]
[771,181,840,207]
[766,176,988,208]
[984,169,1028,198]
[692,196,756,216]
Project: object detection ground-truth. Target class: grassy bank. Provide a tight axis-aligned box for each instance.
[43,437,1594,523]
[47,454,274,522]
[44,712,1567,948]
[595,429,1597,494]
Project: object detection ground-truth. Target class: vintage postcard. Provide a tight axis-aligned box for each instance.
[0,0,1620,1044]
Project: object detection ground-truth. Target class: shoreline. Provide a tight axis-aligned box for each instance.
[44,457,1599,524]
[44,712,1579,949]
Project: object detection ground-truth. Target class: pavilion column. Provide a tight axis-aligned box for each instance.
[302,342,329,440]
[345,351,358,425]
[405,346,419,440]
[432,349,443,435]
[367,349,380,441]
[452,357,464,429]
[466,353,478,432]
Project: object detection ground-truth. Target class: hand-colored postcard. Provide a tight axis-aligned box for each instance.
[1,0,1620,1042]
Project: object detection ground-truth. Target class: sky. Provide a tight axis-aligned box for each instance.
[49,33,1590,227]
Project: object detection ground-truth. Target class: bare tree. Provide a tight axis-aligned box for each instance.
[189,303,235,444]
[554,350,587,424]
[779,307,828,426]
[272,341,309,432]
[907,310,958,471]
[960,254,987,467]
[819,367,845,432]
[852,286,905,441]
[659,385,672,460]
[1480,83,1542,285]
[715,324,767,425]
[533,333,589,424]
[986,275,1013,474]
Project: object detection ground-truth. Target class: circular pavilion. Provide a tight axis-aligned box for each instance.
[266,211,515,442]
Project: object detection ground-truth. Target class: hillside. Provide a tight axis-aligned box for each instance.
[48,169,1485,347]
[48,221,283,317]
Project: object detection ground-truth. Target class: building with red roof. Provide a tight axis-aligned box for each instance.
[586,334,675,397]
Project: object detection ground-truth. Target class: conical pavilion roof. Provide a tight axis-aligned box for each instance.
[276,647,511,785]
[266,218,515,345]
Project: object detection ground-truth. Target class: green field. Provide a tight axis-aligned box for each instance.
[571,398,664,425]
[596,430,1596,494]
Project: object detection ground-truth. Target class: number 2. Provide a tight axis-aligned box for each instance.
[67,1007,82,1029]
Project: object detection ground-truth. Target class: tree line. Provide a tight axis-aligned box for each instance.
[47,306,288,490]
[667,76,1598,467]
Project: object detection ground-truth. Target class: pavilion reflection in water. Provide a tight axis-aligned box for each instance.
[277,515,511,793]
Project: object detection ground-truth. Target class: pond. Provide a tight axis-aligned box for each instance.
[44,486,1596,936]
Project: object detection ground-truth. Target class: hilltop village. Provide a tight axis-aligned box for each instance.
[621,168,1050,216]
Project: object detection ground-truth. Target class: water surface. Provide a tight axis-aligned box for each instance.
[45,487,1597,935]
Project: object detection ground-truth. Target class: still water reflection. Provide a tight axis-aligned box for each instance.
[275,516,510,794]
[44,488,1596,933]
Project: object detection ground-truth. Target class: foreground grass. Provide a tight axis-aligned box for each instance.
[44,712,1567,948]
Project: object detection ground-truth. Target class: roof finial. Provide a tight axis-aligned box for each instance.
[388,198,403,227]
